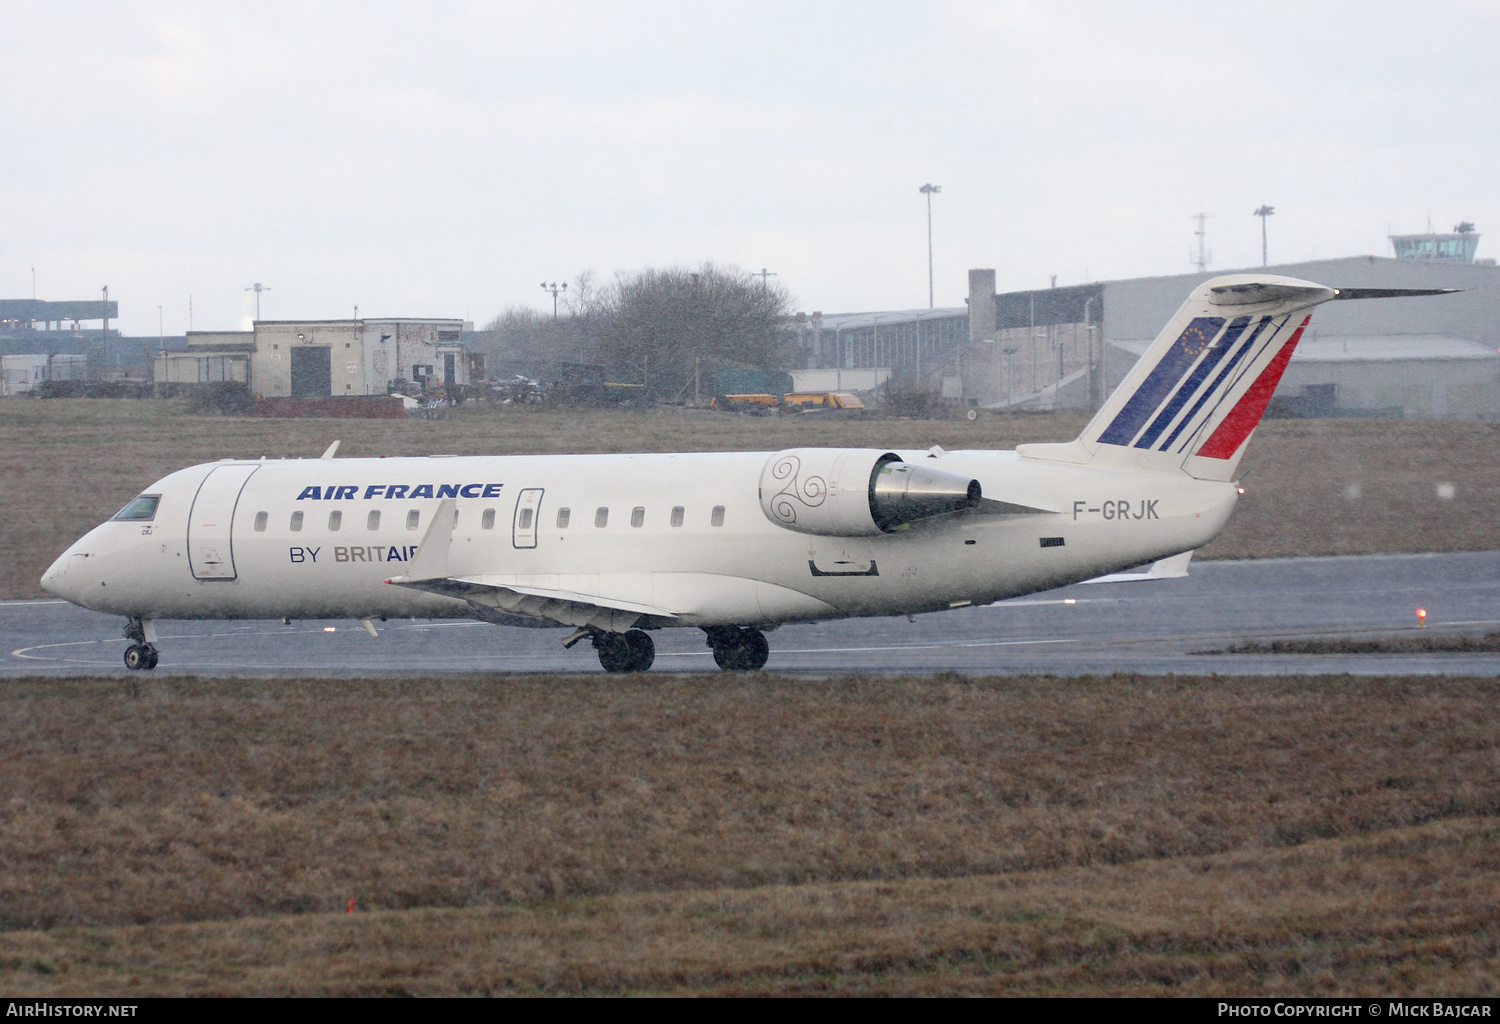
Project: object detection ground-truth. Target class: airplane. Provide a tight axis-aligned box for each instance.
[40,274,1452,673]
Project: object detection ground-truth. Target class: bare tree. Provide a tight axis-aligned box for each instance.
[594,262,794,397]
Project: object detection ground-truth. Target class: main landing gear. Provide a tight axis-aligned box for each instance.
[123,617,159,671]
[705,626,770,671]
[591,628,656,673]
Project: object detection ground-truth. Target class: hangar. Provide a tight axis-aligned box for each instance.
[793,230,1500,420]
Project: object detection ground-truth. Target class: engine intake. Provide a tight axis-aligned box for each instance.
[759,448,982,536]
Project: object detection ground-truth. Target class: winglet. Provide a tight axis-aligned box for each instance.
[385,498,456,584]
[320,441,341,460]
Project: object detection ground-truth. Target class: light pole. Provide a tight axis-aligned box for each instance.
[1254,205,1275,267]
[540,281,568,321]
[919,183,941,308]
[245,282,270,320]
[1003,344,1018,408]
[99,285,108,382]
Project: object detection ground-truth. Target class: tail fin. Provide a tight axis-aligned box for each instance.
[1019,274,1336,481]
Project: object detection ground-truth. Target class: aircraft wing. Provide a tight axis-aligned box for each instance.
[381,497,673,630]
[390,574,675,632]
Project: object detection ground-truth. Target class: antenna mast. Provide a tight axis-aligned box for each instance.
[1190,213,1212,272]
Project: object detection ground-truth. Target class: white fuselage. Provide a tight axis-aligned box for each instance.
[42,448,1237,630]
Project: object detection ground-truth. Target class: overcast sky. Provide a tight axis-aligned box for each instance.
[5,1,1497,336]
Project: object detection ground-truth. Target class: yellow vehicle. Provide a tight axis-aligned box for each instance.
[782,391,865,410]
[714,392,867,412]
[713,393,782,409]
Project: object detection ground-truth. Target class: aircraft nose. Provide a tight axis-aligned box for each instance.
[40,549,87,603]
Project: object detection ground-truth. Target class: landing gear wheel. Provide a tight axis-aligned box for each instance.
[623,629,655,672]
[595,630,654,673]
[708,627,769,671]
[595,633,632,673]
[123,644,158,671]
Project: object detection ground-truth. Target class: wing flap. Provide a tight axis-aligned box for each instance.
[388,572,677,632]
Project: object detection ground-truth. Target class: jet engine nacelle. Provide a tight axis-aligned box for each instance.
[759,448,982,536]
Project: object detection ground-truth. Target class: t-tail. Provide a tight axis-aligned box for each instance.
[1021,274,1340,481]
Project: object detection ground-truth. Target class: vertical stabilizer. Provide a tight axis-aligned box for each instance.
[1018,275,1336,481]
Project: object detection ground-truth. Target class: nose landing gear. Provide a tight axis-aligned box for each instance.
[123,617,159,671]
[705,626,770,671]
[123,644,158,670]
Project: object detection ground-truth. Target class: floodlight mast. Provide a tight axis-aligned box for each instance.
[540,281,568,321]
[1254,205,1275,267]
[920,183,941,308]
[244,282,271,321]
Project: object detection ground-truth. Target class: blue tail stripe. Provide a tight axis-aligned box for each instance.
[1135,316,1253,450]
[1166,315,1279,454]
[1097,317,1225,447]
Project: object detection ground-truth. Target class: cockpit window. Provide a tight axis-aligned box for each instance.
[111,495,160,522]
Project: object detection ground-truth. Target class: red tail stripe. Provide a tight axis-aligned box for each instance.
[1194,316,1310,460]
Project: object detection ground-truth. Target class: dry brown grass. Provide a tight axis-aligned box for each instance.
[3,400,1497,599]
[0,673,1497,995]
[1214,631,1500,655]
[3,818,1497,996]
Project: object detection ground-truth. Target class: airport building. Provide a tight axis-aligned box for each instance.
[155,318,473,397]
[799,227,1500,420]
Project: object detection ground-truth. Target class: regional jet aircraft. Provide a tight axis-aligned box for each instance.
[40,275,1450,672]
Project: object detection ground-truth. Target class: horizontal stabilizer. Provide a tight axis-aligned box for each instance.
[1208,280,1336,307]
[1330,287,1463,300]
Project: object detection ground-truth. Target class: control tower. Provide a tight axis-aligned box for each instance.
[1390,221,1482,261]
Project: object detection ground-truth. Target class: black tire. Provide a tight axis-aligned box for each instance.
[143,647,159,670]
[741,630,770,670]
[711,628,769,671]
[123,645,146,671]
[596,633,634,673]
[624,629,655,672]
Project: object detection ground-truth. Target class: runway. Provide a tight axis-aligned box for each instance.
[5,551,1499,678]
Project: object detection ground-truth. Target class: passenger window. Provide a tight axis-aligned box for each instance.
[481,508,496,530]
[631,507,645,528]
[711,506,725,527]
[519,508,534,530]
[254,511,268,532]
[406,510,420,531]
[367,510,381,531]
[110,495,159,522]
[595,507,608,528]
[557,508,571,528]
[328,511,342,531]
[670,506,684,527]
[290,510,303,532]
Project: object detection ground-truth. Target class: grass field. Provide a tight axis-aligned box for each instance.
[2,399,1498,599]
[1,673,1497,996]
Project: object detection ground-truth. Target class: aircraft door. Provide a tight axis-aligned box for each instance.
[187,464,260,580]
[513,488,543,549]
